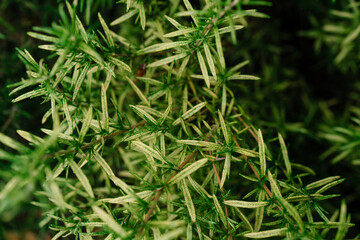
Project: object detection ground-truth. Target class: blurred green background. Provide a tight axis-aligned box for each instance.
[1,0,359,238]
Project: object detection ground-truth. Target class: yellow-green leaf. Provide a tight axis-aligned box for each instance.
[203,41,217,81]
[224,200,268,208]
[79,106,92,143]
[197,50,210,88]
[126,76,150,106]
[181,179,196,222]
[137,41,190,55]
[92,206,128,238]
[147,53,188,68]
[93,151,115,177]
[68,159,94,198]
[278,133,292,177]
[244,228,287,238]
[168,158,208,185]
[111,9,138,26]
[98,13,114,48]
[258,129,266,177]
[173,102,206,126]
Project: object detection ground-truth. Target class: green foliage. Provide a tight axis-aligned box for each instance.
[304,0,360,73]
[0,0,357,239]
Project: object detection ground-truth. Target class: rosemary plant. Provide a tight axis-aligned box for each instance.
[304,0,360,73]
[0,0,355,239]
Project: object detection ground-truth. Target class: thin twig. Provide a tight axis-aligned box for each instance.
[1,106,18,132]
[237,115,258,142]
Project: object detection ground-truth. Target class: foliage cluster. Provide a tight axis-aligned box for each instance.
[0,0,359,239]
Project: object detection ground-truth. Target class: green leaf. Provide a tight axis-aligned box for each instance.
[212,195,227,227]
[182,0,198,26]
[234,207,253,231]
[131,141,166,163]
[244,228,287,238]
[315,178,345,194]
[101,84,109,132]
[130,105,158,126]
[158,228,185,240]
[137,41,190,54]
[137,77,163,86]
[108,56,131,72]
[73,63,90,101]
[158,104,172,126]
[197,50,210,88]
[147,52,188,68]
[109,175,134,195]
[218,110,230,145]
[0,132,29,153]
[16,49,39,71]
[79,106,92,143]
[27,32,57,42]
[232,146,259,158]
[102,190,153,204]
[214,27,225,69]
[306,176,341,190]
[228,74,260,80]
[173,102,207,126]
[12,88,47,103]
[220,152,231,188]
[335,200,348,240]
[163,28,195,38]
[203,42,217,81]
[268,172,304,231]
[291,163,316,175]
[254,190,266,231]
[221,84,226,115]
[92,206,128,238]
[111,9,138,25]
[181,179,196,222]
[224,200,268,208]
[187,176,211,198]
[168,158,208,185]
[68,159,94,198]
[216,25,244,35]
[343,24,360,45]
[267,171,282,198]
[138,1,146,30]
[258,129,266,177]
[98,13,114,48]
[17,130,44,145]
[278,133,292,177]
[93,151,115,177]
[126,76,150,106]
[164,15,183,29]
[78,42,104,66]
[176,140,219,150]
[62,98,73,133]
[177,55,191,80]
[41,128,75,141]
[75,15,88,43]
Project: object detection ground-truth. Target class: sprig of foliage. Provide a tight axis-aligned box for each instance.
[319,106,360,165]
[304,0,360,73]
[0,0,355,239]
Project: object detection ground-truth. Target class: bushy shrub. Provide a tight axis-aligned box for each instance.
[0,0,356,239]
